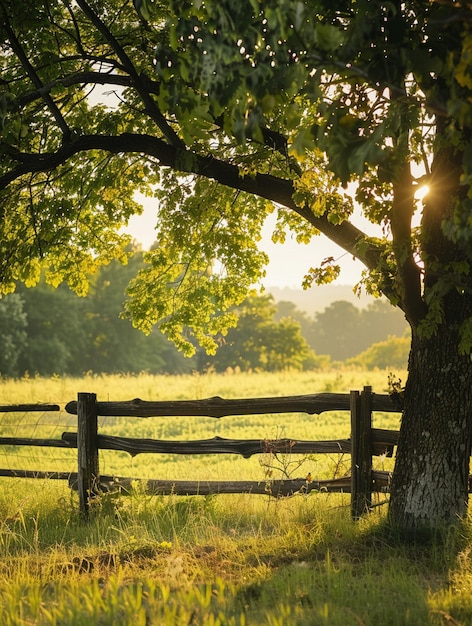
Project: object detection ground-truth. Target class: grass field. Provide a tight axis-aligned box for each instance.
[0,369,471,625]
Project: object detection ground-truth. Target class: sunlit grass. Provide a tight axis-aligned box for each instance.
[0,481,470,625]
[0,370,469,625]
[0,368,401,480]
[0,368,403,404]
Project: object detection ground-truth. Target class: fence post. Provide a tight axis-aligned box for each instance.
[77,392,99,517]
[350,386,373,519]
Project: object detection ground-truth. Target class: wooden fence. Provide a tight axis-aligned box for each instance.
[0,386,402,519]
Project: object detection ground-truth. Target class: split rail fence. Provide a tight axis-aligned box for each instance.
[0,386,403,519]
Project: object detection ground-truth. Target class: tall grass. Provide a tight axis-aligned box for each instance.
[0,369,402,482]
[0,368,402,403]
[0,369,470,625]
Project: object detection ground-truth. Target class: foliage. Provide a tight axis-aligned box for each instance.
[0,294,27,376]
[80,250,190,375]
[15,282,88,376]
[0,0,460,349]
[125,179,271,356]
[4,281,410,377]
[0,0,470,355]
[10,252,191,377]
[310,299,408,361]
[202,292,322,372]
[347,336,410,370]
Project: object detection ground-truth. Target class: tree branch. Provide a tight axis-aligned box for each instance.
[1,10,71,140]
[17,71,295,171]
[75,0,184,149]
[0,133,383,273]
[389,91,426,325]
[16,71,136,108]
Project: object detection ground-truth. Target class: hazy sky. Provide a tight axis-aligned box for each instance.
[123,198,379,288]
[124,183,428,289]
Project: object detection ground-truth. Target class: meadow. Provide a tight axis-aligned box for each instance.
[0,369,471,625]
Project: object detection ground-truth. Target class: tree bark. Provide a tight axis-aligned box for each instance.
[389,291,472,531]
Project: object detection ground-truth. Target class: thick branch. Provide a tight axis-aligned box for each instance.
[391,166,426,324]
[422,118,466,290]
[0,133,383,272]
[390,89,426,325]
[16,70,299,182]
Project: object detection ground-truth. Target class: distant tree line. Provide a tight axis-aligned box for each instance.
[274,298,408,361]
[0,251,409,377]
[200,293,326,373]
[0,251,191,377]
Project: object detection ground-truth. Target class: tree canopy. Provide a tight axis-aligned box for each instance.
[6,251,192,377]
[0,276,408,376]
[1,0,471,354]
[202,292,321,372]
[347,335,410,370]
[2,0,472,530]
[1,1,470,348]
[311,299,407,360]
[0,1,423,349]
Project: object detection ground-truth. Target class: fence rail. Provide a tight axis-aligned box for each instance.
[0,386,404,519]
[0,404,60,413]
[65,392,397,417]
[61,431,398,457]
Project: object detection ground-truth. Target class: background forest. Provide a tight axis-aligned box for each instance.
[0,247,408,378]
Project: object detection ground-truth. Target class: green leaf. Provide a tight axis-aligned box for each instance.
[314,22,344,52]
[133,0,151,21]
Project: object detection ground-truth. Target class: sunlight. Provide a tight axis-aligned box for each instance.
[412,184,429,228]
[414,184,429,201]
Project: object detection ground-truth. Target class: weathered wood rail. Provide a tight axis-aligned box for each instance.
[0,404,60,412]
[64,392,397,417]
[62,429,396,457]
[0,387,404,519]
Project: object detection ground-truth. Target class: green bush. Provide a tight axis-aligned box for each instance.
[347,335,410,370]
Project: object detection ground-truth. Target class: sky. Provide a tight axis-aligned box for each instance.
[123,185,428,289]
[123,196,382,289]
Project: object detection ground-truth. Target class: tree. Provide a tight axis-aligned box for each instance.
[0,294,27,376]
[82,249,192,374]
[312,300,363,360]
[360,299,408,346]
[204,293,320,371]
[347,336,410,370]
[274,300,315,345]
[13,254,192,376]
[16,281,88,375]
[1,1,472,531]
[311,299,408,360]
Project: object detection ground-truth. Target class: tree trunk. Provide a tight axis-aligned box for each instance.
[389,291,472,531]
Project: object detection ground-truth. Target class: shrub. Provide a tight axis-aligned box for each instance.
[347,335,410,370]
